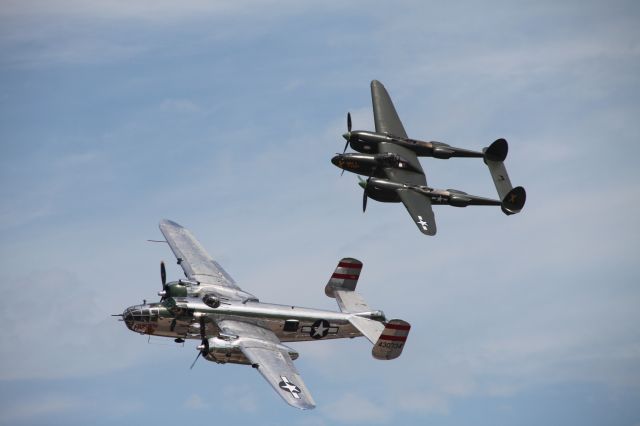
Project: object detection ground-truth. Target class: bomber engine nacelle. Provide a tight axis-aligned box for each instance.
[201,337,249,365]
[201,337,299,365]
[158,281,188,299]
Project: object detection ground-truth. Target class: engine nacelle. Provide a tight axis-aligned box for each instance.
[432,146,455,159]
[448,194,472,207]
[346,130,390,153]
[203,337,249,365]
[160,281,187,298]
[202,337,300,365]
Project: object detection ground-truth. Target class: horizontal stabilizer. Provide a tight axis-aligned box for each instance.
[325,258,363,298]
[349,315,385,344]
[335,290,371,313]
[501,186,526,215]
[372,320,411,360]
[482,138,525,215]
[484,156,513,200]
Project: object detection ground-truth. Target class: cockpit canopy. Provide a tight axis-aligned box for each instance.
[123,305,158,330]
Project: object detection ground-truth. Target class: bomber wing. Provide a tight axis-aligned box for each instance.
[216,319,316,410]
[159,219,238,288]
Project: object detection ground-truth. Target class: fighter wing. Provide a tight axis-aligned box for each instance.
[396,186,437,236]
[216,319,316,410]
[383,158,436,235]
[371,80,408,138]
[158,219,239,289]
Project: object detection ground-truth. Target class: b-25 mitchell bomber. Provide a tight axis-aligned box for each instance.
[332,80,526,235]
[119,220,411,410]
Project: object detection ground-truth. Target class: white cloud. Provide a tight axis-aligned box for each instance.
[0,394,81,423]
[184,394,207,409]
[322,393,390,423]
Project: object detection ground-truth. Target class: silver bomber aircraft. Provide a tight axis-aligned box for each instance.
[119,219,411,410]
[332,80,526,235]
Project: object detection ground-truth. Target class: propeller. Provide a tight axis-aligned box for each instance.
[358,176,371,212]
[190,316,208,370]
[159,261,168,300]
[342,112,352,154]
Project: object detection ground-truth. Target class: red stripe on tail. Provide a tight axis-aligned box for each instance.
[378,335,408,342]
[331,273,359,280]
[384,323,411,331]
[337,262,363,269]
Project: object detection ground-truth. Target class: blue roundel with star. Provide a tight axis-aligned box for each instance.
[310,319,330,339]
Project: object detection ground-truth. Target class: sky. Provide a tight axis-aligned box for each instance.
[0,0,639,424]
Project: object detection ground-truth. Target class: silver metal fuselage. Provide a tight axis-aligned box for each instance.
[123,298,365,343]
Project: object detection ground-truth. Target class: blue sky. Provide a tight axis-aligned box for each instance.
[1,0,639,424]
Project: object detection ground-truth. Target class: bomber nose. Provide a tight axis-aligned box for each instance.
[331,154,342,167]
[123,307,135,330]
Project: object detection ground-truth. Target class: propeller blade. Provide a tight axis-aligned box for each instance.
[362,180,369,212]
[343,112,352,153]
[191,316,209,370]
[190,351,202,370]
[160,261,166,286]
[342,139,349,154]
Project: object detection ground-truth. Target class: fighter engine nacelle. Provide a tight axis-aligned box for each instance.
[448,195,472,207]
[432,144,455,159]
[445,189,472,207]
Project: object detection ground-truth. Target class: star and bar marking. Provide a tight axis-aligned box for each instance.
[417,215,429,231]
[279,376,301,399]
[310,319,330,339]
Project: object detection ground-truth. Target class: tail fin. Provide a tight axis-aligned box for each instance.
[372,319,411,360]
[483,138,526,215]
[501,186,526,215]
[325,258,371,312]
[324,258,410,360]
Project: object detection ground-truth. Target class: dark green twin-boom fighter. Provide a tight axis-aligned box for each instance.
[332,80,526,235]
[119,81,526,410]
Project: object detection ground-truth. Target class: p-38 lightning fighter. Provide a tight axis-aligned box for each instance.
[332,80,526,235]
[119,220,410,410]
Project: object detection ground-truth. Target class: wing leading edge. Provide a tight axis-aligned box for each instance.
[159,219,239,289]
[216,320,316,410]
[371,80,408,138]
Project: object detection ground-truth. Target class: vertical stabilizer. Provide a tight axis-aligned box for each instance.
[372,320,411,360]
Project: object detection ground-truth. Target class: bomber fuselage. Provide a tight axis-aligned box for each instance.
[123,297,383,343]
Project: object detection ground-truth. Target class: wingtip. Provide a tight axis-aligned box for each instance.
[159,219,183,228]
